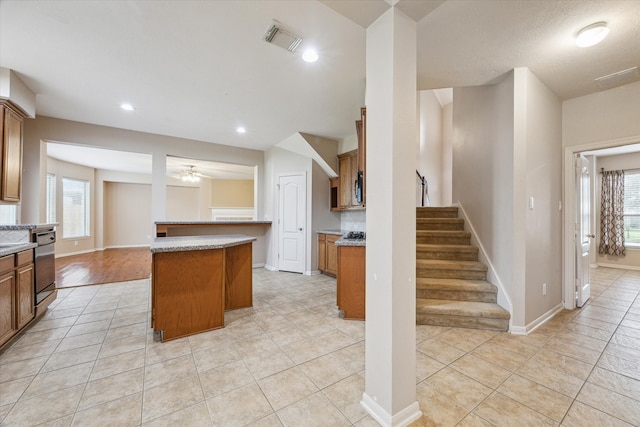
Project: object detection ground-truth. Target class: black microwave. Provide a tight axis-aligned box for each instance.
[355,170,363,204]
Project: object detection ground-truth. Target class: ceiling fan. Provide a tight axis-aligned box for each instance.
[179,165,209,182]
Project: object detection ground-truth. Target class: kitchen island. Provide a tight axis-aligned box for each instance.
[335,235,366,320]
[150,234,255,342]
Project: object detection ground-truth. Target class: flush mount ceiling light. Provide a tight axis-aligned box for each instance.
[302,49,319,63]
[236,126,246,134]
[575,22,609,47]
[120,103,135,111]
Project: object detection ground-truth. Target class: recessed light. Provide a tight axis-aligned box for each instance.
[575,22,609,47]
[120,103,135,111]
[236,127,246,134]
[302,49,319,63]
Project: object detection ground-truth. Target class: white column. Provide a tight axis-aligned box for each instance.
[361,7,420,427]
[151,151,167,230]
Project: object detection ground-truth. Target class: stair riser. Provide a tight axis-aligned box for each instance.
[416,289,497,303]
[416,211,458,219]
[416,251,478,261]
[416,221,464,231]
[416,236,471,245]
[417,268,486,280]
[416,313,509,331]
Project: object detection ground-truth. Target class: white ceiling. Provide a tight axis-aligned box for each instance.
[2,0,639,173]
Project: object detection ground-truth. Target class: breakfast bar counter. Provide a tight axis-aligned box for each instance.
[150,235,255,341]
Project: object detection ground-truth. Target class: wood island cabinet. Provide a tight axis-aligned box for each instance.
[0,101,25,203]
[337,245,365,320]
[317,233,338,277]
[0,249,34,347]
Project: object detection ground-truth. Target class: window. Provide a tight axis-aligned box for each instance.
[46,173,56,224]
[63,178,90,238]
[624,171,640,246]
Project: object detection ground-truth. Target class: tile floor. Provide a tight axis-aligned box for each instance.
[0,267,639,426]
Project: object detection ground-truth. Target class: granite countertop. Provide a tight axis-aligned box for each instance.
[0,223,57,230]
[155,221,272,225]
[316,229,344,235]
[150,234,256,253]
[335,237,366,247]
[0,242,37,257]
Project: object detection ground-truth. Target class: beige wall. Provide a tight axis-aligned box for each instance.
[166,185,200,221]
[563,81,640,148]
[522,69,563,326]
[595,152,640,269]
[211,180,254,208]
[453,68,563,330]
[453,71,515,317]
[103,182,151,248]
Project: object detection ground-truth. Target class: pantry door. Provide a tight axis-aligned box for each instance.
[278,173,306,273]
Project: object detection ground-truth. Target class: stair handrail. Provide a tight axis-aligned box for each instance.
[416,170,430,207]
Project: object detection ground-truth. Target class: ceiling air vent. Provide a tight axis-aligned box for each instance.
[595,66,640,90]
[264,20,303,53]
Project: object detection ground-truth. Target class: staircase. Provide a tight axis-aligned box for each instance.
[416,207,510,331]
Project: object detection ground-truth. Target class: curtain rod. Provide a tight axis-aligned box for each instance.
[599,167,640,173]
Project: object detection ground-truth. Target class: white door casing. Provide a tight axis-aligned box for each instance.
[575,154,592,308]
[278,173,306,273]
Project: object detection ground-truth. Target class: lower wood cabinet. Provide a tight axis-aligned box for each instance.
[318,233,339,276]
[337,245,365,320]
[0,249,34,347]
[0,270,16,346]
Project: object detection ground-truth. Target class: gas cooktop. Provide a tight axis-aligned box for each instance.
[344,231,366,240]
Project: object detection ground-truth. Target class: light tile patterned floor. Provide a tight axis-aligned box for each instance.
[0,267,639,426]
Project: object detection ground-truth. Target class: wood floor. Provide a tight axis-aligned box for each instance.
[55,247,151,288]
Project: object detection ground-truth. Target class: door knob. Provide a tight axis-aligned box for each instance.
[587,234,595,238]
[299,228,303,231]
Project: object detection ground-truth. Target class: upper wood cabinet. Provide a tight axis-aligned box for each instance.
[0,101,25,203]
[338,150,361,210]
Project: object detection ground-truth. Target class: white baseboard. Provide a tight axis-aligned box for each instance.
[252,263,265,269]
[103,244,150,250]
[455,202,513,316]
[597,262,640,271]
[55,249,96,258]
[264,264,277,271]
[361,393,422,427]
[510,303,564,335]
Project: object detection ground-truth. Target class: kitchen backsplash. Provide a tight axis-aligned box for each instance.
[341,210,365,231]
[0,229,30,243]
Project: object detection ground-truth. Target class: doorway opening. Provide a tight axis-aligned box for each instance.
[563,137,640,309]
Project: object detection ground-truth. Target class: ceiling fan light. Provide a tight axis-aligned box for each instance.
[575,22,609,47]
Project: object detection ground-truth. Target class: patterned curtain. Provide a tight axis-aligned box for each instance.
[599,170,625,256]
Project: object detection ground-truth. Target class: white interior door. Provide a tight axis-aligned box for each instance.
[278,173,306,273]
[575,154,592,307]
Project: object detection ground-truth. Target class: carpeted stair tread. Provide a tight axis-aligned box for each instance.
[416,299,510,319]
[416,277,497,293]
[416,207,458,218]
[416,259,488,272]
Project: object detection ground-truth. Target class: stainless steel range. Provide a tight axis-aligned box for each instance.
[32,227,56,304]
